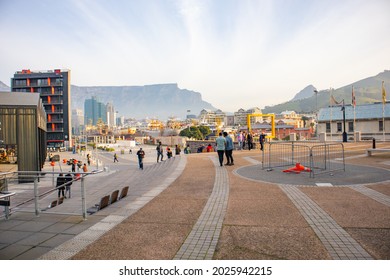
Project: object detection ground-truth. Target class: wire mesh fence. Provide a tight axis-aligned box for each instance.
[262,141,345,178]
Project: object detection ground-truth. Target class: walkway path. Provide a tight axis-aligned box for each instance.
[280,184,372,260]
[174,157,229,260]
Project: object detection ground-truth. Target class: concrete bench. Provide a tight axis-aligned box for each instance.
[366,148,390,156]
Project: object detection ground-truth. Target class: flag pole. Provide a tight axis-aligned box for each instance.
[329,87,333,141]
[383,81,386,141]
[352,85,356,142]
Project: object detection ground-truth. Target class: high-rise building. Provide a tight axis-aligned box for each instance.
[106,102,116,127]
[84,96,107,126]
[11,69,72,149]
[72,109,84,135]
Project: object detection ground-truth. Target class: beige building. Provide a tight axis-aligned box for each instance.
[234,107,262,126]
[317,103,390,141]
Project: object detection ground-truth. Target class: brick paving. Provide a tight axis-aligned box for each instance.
[280,184,373,260]
[174,157,229,260]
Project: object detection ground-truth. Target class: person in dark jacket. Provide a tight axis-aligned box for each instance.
[64,172,73,198]
[56,173,66,198]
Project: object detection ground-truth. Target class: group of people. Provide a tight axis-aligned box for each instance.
[156,142,181,163]
[56,172,73,199]
[236,131,266,151]
[216,131,235,167]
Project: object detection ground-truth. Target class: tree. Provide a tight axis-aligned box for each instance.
[198,125,211,139]
[179,126,203,140]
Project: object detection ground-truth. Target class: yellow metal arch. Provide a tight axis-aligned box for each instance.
[246,113,275,138]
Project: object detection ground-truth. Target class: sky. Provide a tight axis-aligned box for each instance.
[1,0,389,112]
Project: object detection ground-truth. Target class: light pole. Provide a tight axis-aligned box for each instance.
[341,99,347,142]
[314,89,318,136]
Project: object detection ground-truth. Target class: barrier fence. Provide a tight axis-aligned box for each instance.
[262,141,345,178]
[0,170,102,220]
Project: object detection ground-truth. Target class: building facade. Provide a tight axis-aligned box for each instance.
[0,92,47,179]
[234,107,262,126]
[106,102,116,127]
[198,109,226,126]
[84,96,107,126]
[71,109,84,135]
[317,103,390,141]
[11,69,71,149]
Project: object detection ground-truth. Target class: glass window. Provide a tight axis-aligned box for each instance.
[337,122,342,132]
[348,122,354,132]
[379,120,384,131]
[326,122,331,133]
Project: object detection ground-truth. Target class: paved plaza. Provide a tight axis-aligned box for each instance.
[0,142,389,260]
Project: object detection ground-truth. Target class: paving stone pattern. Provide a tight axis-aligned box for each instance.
[174,157,229,260]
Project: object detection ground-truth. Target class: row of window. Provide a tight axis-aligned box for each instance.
[13,78,63,87]
[325,121,384,133]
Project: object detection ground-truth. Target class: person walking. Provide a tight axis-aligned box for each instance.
[175,144,181,155]
[259,131,266,151]
[167,147,173,159]
[215,132,226,167]
[237,131,243,150]
[113,153,119,163]
[71,160,76,172]
[64,172,73,198]
[156,142,164,162]
[184,144,191,154]
[87,154,91,166]
[242,131,246,150]
[247,132,253,151]
[56,173,66,199]
[136,147,145,170]
[223,132,234,165]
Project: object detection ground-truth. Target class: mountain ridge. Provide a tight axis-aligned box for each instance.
[1,70,389,117]
[263,70,390,114]
[71,83,216,120]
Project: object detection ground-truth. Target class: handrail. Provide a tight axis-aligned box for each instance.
[1,169,103,220]
[9,170,103,209]
[0,191,16,199]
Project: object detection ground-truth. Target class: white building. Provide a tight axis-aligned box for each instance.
[234,107,262,126]
[317,102,390,141]
[106,102,116,128]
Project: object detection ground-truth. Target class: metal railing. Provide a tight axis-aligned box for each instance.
[0,170,102,220]
[262,141,345,178]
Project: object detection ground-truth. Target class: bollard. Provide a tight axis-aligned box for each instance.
[34,177,40,217]
[81,176,87,220]
[373,138,376,149]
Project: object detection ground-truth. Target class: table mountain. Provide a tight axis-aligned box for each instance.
[71,83,216,120]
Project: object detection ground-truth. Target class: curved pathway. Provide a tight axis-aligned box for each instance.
[38,156,187,260]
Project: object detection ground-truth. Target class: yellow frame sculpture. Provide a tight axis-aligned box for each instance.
[246,113,275,139]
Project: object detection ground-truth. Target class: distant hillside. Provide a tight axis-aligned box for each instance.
[71,83,216,120]
[290,85,317,101]
[263,70,390,114]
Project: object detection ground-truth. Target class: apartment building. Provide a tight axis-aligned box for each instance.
[11,69,71,149]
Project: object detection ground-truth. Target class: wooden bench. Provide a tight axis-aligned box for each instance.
[87,195,110,215]
[119,186,129,200]
[110,190,119,204]
[366,148,390,156]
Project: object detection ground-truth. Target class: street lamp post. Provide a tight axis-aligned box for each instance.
[341,100,347,142]
[314,89,318,137]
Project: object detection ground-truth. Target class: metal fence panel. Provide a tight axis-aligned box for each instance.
[262,141,345,178]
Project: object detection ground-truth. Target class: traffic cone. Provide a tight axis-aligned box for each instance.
[283,163,311,173]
